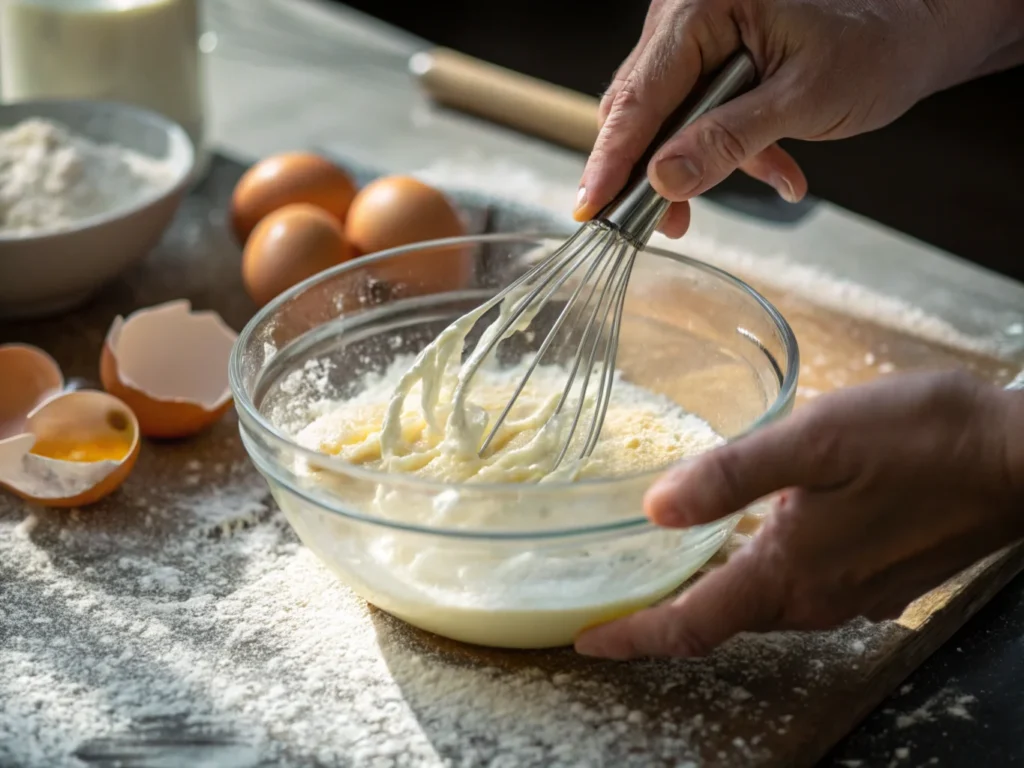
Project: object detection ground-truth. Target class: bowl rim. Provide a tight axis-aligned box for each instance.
[230,231,799,532]
[0,98,195,244]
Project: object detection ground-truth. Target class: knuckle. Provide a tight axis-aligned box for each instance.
[595,84,647,151]
[904,369,985,428]
[706,449,745,509]
[697,118,749,166]
[610,78,646,117]
[799,412,847,479]
[599,65,629,113]
[660,620,712,657]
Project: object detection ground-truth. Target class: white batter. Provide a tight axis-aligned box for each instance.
[300,358,722,489]
[279,280,733,646]
[283,333,727,646]
[304,277,722,486]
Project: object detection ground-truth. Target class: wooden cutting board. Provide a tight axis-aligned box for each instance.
[1,155,1022,767]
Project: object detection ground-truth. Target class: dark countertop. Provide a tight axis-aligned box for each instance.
[826,571,1024,766]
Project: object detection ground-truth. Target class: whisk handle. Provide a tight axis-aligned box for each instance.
[597,51,757,246]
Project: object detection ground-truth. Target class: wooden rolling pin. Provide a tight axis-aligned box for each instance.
[409,47,600,153]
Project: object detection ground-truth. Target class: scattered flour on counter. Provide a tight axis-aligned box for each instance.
[0,118,177,235]
[1,155,1004,766]
[0,465,895,767]
[13,512,39,538]
[666,231,1012,358]
[893,687,978,729]
[413,153,578,219]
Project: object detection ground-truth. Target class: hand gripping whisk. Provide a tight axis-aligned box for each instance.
[387,52,757,476]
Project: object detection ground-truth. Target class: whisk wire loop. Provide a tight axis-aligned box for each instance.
[550,240,634,470]
[434,52,756,476]
[477,224,618,455]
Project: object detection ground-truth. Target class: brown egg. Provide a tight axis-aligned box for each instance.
[230,152,357,243]
[345,175,472,297]
[242,203,355,307]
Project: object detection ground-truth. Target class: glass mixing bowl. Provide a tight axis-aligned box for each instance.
[230,233,798,649]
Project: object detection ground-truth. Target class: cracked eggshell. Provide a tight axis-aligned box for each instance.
[100,300,239,438]
[0,344,64,439]
[0,390,140,507]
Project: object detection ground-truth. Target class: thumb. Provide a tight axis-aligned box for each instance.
[648,75,802,203]
[645,407,848,528]
[575,545,781,659]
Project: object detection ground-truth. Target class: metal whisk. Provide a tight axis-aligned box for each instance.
[437,52,755,473]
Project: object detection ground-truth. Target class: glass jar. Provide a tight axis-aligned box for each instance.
[0,0,208,182]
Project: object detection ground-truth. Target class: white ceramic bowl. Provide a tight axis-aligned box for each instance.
[0,100,194,318]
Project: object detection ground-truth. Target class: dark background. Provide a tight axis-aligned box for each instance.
[343,0,1023,282]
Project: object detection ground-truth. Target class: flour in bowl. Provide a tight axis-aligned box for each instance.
[0,118,177,235]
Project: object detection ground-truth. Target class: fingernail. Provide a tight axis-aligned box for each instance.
[653,156,703,198]
[573,186,596,222]
[770,173,797,203]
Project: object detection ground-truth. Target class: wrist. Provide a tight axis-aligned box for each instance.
[926,0,1024,93]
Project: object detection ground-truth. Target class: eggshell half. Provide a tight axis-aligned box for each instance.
[0,390,140,507]
[100,300,239,438]
[0,344,64,439]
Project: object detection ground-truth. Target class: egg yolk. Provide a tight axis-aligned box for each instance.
[31,437,132,463]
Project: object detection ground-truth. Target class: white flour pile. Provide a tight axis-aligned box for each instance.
[0,118,177,235]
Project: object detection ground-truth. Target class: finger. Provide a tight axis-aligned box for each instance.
[648,74,798,203]
[645,405,852,528]
[864,603,908,623]
[575,546,781,660]
[577,27,702,221]
[598,0,670,128]
[738,144,808,203]
[656,201,691,238]
[575,7,739,221]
